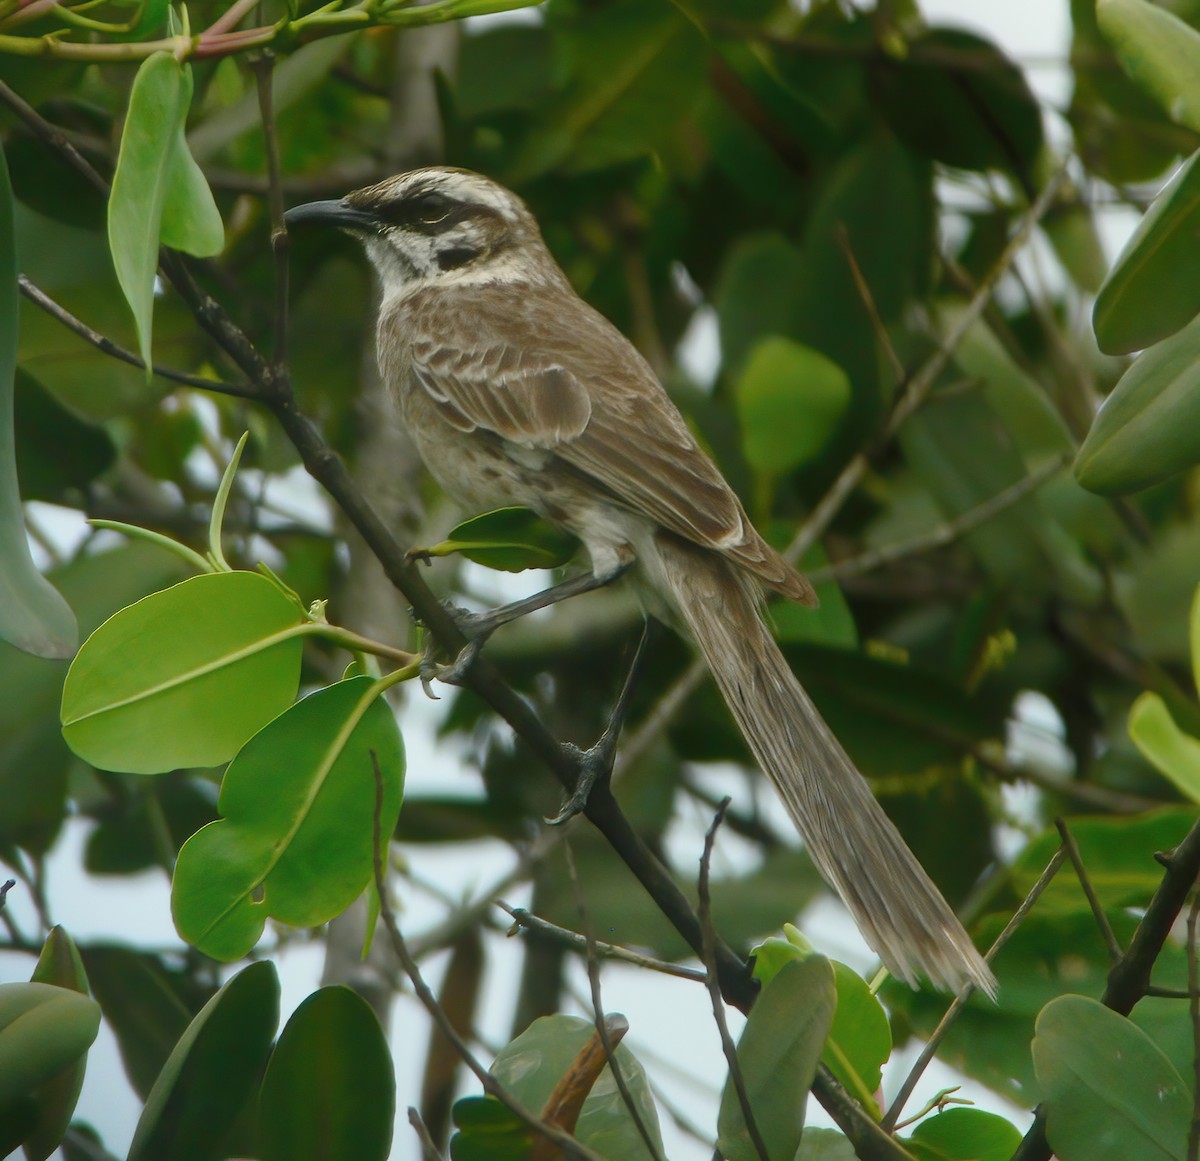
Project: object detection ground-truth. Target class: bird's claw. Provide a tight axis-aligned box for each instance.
[546,743,609,825]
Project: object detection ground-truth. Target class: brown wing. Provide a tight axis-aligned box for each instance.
[405,281,815,604]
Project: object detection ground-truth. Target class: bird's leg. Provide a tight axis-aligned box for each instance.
[422,562,634,690]
[547,619,655,824]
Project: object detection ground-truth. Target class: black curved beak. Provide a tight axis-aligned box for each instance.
[283,199,379,232]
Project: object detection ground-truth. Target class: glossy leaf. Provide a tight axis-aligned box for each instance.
[61,570,306,774]
[735,337,851,475]
[0,145,78,659]
[796,1129,858,1160]
[23,928,91,1161]
[1075,312,1200,494]
[1097,0,1200,133]
[874,26,1044,184]
[127,961,279,1161]
[0,982,100,1109]
[428,507,579,572]
[259,986,395,1161]
[490,1014,663,1160]
[908,1108,1022,1161]
[1033,994,1189,1161]
[752,927,891,1101]
[450,1096,531,1161]
[1128,692,1200,802]
[717,956,836,1161]
[171,676,405,961]
[108,52,223,369]
[1094,148,1200,354]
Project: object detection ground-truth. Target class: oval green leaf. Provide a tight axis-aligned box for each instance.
[127,961,279,1161]
[0,983,100,1109]
[1074,312,1200,495]
[109,52,223,371]
[1098,0,1200,134]
[259,986,395,1161]
[909,1108,1022,1161]
[1128,691,1200,803]
[1033,994,1189,1161]
[0,145,78,659]
[171,675,405,961]
[61,570,306,774]
[736,336,851,475]
[24,928,91,1161]
[717,955,836,1161]
[431,507,579,572]
[1094,147,1200,354]
[490,1013,663,1160]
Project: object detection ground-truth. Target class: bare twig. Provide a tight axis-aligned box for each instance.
[17,277,257,398]
[1013,819,1200,1161]
[884,845,1068,1131]
[407,1107,442,1161]
[252,53,290,365]
[369,753,605,1161]
[1056,818,1122,964]
[698,800,770,1161]
[564,839,664,1161]
[807,456,1067,585]
[498,902,706,982]
[834,224,905,385]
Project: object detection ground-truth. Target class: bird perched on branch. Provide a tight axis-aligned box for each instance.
[285,167,995,997]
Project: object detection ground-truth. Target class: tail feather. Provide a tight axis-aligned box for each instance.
[651,535,996,996]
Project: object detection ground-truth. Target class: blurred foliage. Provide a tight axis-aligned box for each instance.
[3,0,1200,1158]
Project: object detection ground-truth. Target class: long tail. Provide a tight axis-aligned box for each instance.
[650,535,996,996]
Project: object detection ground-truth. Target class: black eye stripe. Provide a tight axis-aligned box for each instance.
[436,245,479,271]
[373,193,498,234]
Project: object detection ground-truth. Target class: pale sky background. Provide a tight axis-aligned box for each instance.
[1,2,1149,1159]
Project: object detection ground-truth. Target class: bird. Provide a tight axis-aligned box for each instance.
[284,167,996,996]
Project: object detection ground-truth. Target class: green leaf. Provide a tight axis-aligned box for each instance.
[171,676,405,961]
[489,1014,664,1160]
[716,956,836,1161]
[509,0,707,180]
[1033,994,1189,1161]
[1075,312,1200,494]
[908,1108,1022,1161]
[873,26,1044,184]
[796,1129,858,1160]
[61,570,306,774]
[1128,691,1200,802]
[1097,0,1200,134]
[1094,147,1200,354]
[0,146,78,659]
[450,1096,531,1161]
[0,982,100,1109]
[23,927,91,1161]
[429,507,579,572]
[735,337,851,475]
[259,987,395,1161]
[108,52,223,370]
[770,543,858,649]
[751,928,891,1103]
[127,961,279,1161]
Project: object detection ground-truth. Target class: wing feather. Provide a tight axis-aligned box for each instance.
[403,282,814,603]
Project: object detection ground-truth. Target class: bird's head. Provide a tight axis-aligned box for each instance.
[284,167,558,298]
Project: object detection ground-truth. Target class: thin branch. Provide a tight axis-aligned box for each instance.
[834,224,905,385]
[787,163,1069,566]
[17,277,258,398]
[1055,818,1122,964]
[251,52,290,365]
[497,902,707,982]
[407,1107,443,1161]
[1013,819,1200,1161]
[369,753,605,1161]
[0,78,107,194]
[884,845,1067,1131]
[807,456,1067,585]
[698,800,770,1161]
[565,839,664,1161]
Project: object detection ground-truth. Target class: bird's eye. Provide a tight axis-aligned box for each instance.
[408,193,452,225]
